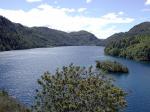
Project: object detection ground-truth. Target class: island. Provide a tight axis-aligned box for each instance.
[96,60,129,73]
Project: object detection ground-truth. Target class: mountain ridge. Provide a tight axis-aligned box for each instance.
[0,15,104,51]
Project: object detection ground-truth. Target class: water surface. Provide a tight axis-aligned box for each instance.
[0,46,150,112]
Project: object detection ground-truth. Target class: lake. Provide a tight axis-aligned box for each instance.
[0,46,150,112]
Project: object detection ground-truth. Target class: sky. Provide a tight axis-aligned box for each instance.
[0,0,150,39]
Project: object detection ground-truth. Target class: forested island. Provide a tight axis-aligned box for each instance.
[96,60,129,73]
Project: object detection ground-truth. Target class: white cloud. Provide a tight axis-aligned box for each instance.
[61,8,76,13]
[118,11,124,15]
[26,0,42,3]
[77,8,87,13]
[145,0,150,5]
[86,0,92,4]
[0,4,134,39]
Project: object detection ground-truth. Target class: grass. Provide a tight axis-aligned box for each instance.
[0,90,30,112]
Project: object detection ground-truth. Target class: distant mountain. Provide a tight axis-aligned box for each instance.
[69,31,104,46]
[0,16,104,51]
[105,22,150,61]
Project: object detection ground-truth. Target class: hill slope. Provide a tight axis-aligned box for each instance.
[0,16,103,51]
[105,22,150,61]
[0,90,30,112]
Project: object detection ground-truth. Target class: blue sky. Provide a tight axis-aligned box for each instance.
[0,0,150,38]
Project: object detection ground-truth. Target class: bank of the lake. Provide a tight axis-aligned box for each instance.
[0,90,30,112]
[0,46,150,112]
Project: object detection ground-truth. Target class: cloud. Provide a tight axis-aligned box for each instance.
[118,11,124,15]
[0,4,134,39]
[86,0,92,4]
[26,0,42,3]
[77,8,87,13]
[61,8,76,13]
[145,0,150,5]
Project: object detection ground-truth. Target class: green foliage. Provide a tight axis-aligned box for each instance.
[96,60,129,73]
[105,22,150,61]
[33,64,127,112]
[105,48,120,56]
[0,90,30,112]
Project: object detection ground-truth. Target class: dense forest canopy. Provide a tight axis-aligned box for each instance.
[105,22,150,61]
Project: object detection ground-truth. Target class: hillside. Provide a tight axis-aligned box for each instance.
[103,32,126,46]
[0,90,30,112]
[0,16,103,51]
[105,22,150,61]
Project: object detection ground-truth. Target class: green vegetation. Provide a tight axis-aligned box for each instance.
[0,16,103,51]
[32,64,127,112]
[0,90,30,112]
[105,22,150,61]
[96,60,129,73]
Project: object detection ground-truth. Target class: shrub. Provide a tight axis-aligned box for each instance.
[33,64,127,112]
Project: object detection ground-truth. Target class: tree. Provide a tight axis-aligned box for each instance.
[32,64,127,112]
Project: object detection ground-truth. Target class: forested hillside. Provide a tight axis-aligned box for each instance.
[0,16,103,51]
[1,15,150,61]
[105,22,150,61]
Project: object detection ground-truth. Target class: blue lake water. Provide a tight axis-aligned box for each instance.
[0,46,150,112]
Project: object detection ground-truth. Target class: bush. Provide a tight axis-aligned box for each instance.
[33,64,127,112]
